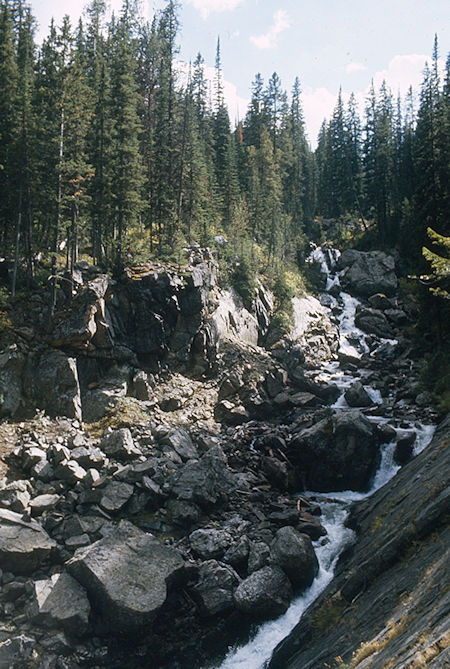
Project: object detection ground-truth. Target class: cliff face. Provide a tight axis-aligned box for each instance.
[269,414,450,669]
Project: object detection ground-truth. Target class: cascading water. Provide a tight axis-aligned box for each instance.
[213,246,435,669]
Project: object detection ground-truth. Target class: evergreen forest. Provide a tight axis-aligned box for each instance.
[0,0,449,401]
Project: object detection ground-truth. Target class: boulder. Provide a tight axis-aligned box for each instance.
[0,480,31,513]
[32,350,82,422]
[270,526,319,591]
[344,381,373,408]
[0,346,26,418]
[171,449,237,509]
[394,431,416,466]
[189,528,232,560]
[355,307,395,339]
[0,509,57,574]
[289,410,379,491]
[100,481,134,513]
[29,572,91,636]
[247,541,271,573]
[82,384,127,423]
[67,521,187,632]
[159,427,197,461]
[29,494,60,517]
[338,250,397,297]
[234,565,293,618]
[0,635,34,667]
[214,400,249,426]
[100,428,141,461]
[191,560,240,617]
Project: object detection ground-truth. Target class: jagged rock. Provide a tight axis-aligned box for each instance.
[82,384,127,423]
[223,536,250,568]
[166,499,200,526]
[376,422,397,443]
[270,526,319,591]
[234,565,293,618]
[290,391,321,408]
[247,541,271,573]
[21,445,47,470]
[0,346,26,418]
[262,456,290,491]
[265,369,289,399]
[131,370,153,401]
[0,635,34,666]
[29,572,91,636]
[32,350,82,422]
[368,293,394,310]
[289,410,379,491]
[344,381,373,407]
[214,400,249,425]
[338,250,397,297]
[70,446,105,469]
[0,509,57,574]
[100,428,141,461]
[211,288,259,345]
[171,449,237,509]
[189,528,232,560]
[54,459,87,483]
[29,494,60,517]
[66,521,187,632]
[159,427,197,461]
[51,274,109,350]
[394,431,416,465]
[355,307,395,338]
[297,513,327,541]
[191,560,240,617]
[100,481,134,513]
[0,481,31,513]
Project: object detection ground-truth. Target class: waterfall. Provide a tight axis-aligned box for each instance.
[213,246,435,669]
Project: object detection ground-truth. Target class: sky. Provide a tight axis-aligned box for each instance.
[30,0,450,146]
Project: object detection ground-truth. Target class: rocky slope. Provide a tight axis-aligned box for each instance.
[0,245,445,669]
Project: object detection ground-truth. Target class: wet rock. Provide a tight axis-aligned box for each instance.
[0,509,57,574]
[355,307,395,339]
[191,560,240,617]
[376,422,397,443]
[394,431,416,465]
[100,428,141,462]
[289,410,379,492]
[234,565,293,619]
[368,293,394,310]
[344,381,373,408]
[338,250,397,297]
[29,572,91,636]
[67,521,187,633]
[189,528,232,560]
[270,526,319,591]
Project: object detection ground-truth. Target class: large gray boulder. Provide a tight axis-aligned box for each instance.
[0,345,26,418]
[191,560,240,617]
[271,526,319,591]
[171,448,237,509]
[29,572,91,636]
[344,381,374,408]
[0,509,57,574]
[355,307,395,339]
[288,410,379,491]
[100,427,141,461]
[66,521,187,633]
[32,350,82,422]
[338,249,397,297]
[189,528,232,560]
[234,565,293,619]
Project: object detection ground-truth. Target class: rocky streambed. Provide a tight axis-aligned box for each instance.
[0,245,445,668]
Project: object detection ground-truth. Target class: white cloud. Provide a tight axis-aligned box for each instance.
[250,10,291,50]
[346,62,367,74]
[185,0,246,20]
[372,53,445,95]
[302,86,337,146]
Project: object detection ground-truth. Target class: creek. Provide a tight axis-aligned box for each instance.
[214,246,435,669]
